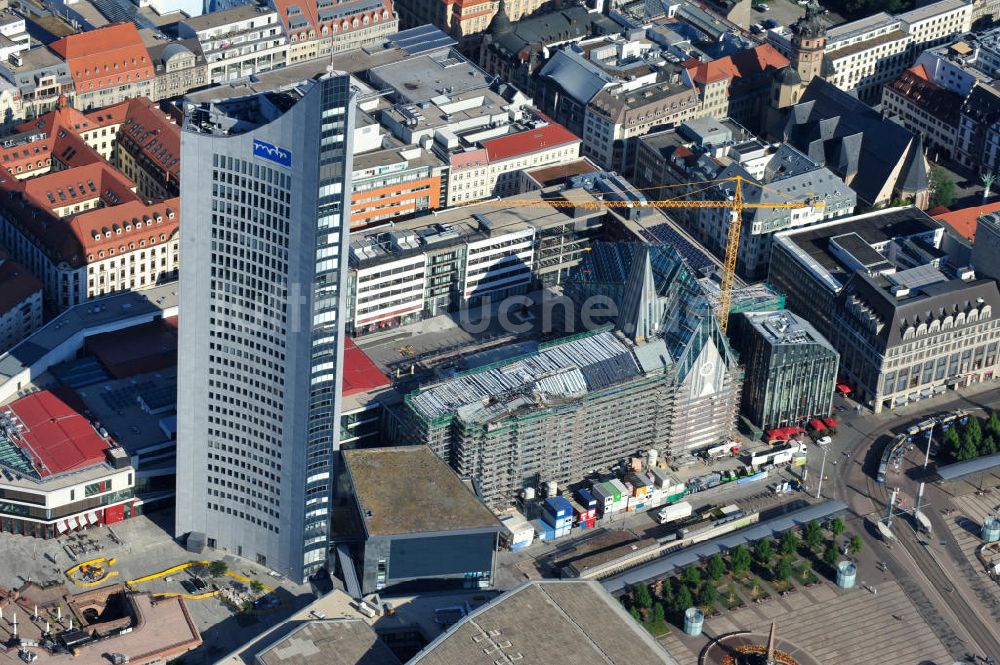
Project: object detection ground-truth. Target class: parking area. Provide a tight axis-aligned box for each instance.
[0,512,317,663]
[750,0,843,33]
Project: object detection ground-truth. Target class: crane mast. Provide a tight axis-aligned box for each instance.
[492,176,820,333]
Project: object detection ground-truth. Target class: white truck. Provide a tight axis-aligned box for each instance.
[657,501,693,525]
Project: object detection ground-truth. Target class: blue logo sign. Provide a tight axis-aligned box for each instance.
[253,139,292,168]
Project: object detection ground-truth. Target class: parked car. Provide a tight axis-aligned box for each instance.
[816,435,832,446]
[763,18,779,28]
[180,580,197,594]
[750,23,764,33]
[753,2,769,10]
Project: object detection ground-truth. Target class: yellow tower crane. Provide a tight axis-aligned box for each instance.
[481,175,823,333]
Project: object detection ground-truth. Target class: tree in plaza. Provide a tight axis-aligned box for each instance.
[849,534,864,556]
[730,544,752,576]
[754,538,774,565]
[775,557,793,582]
[630,606,642,623]
[209,560,228,577]
[964,415,983,445]
[707,553,726,582]
[675,585,694,613]
[726,581,738,605]
[981,435,998,457]
[929,166,956,208]
[987,411,1000,440]
[700,583,718,607]
[804,519,823,551]
[634,583,653,609]
[652,602,666,625]
[780,529,800,556]
[958,435,979,461]
[682,565,702,589]
[250,580,264,594]
[943,426,962,461]
[829,517,845,537]
[823,544,839,568]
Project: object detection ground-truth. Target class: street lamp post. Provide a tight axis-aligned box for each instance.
[816,445,828,499]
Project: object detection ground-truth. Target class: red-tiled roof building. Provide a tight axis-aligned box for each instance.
[444,109,581,204]
[0,388,137,539]
[50,23,155,110]
[272,0,398,64]
[683,43,789,134]
[883,64,963,163]
[0,97,179,310]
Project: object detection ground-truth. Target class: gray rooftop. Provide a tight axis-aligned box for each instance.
[743,310,831,347]
[773,207,943,292]
[254,619,400,665]
[342,446,501,537]
[182,4,276,32]
[538,48,615,105]
[935,451,1000,481]
[0,283,178,393]
[826,12,898,45]
[369,51,490,104]
[410,580,680,665]
[898,0,970,25]
[406,330,643,425]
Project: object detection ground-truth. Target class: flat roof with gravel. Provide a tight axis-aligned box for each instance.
[342,446,500,537]
[255,619,401,665]
[409,580,680,665]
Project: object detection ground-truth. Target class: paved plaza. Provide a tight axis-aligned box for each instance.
[0,512,317,663]
[659,580,952,664]
[943,492,1000,623]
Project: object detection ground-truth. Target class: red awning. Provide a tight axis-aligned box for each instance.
[837,383,852,394]
[809,419,827,431]
[824,417,840,428]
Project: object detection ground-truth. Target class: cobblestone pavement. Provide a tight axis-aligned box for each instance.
[660,580,952,665]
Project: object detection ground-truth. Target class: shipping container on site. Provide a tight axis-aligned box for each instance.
[575,488,598,515]
[624,472,651,498]
[609,478,629,499]
[590,482,617,513]
[542,496,574,529]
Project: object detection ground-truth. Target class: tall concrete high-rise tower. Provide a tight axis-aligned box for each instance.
[175,73,355,582]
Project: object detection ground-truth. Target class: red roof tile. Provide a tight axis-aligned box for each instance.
[271,0,394,42]
[342,337,390,397]
[50,23,154,93]
[482,119,579,162]
[685,44,789,85]
[933,201,1000,242]
[1,389,110,478]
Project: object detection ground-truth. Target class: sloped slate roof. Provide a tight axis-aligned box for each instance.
[782,78,928,204]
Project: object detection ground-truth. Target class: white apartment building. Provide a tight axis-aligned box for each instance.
[463,227,535,299]
[178,5,288,84]
[898,0,973,53]
[350,252,427,331]
[825,13,913,104]
[0,11,30,63]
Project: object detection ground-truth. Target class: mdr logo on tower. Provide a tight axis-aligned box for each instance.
[253,139,292,167]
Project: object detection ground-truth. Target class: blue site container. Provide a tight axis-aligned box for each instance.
[575,488,597,510]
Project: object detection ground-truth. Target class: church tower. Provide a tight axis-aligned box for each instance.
[790,1,827,83]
